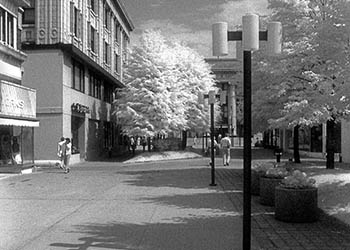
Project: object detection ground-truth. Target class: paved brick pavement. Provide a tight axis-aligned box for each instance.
[216,168,350,250]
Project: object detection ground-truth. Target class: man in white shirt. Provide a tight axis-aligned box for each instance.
[220,134,231,166]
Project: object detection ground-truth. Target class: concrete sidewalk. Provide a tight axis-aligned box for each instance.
[215,167,350,250]
[1,149,350,250]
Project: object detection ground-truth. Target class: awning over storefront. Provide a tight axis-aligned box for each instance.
[0,118,39,127]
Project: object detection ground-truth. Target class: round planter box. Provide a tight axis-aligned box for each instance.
[275,186,318,223]
[251,170,263,195]
[259,177,283,206]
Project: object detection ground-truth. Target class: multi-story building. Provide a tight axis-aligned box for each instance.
[21,0,134,162]
[205,58,242,140]
[0,0,39,173]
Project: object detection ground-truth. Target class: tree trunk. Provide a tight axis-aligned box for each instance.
[182,130,187,150]
[147,137,151,152]
[293,125,301,163]
[326,119,335,169]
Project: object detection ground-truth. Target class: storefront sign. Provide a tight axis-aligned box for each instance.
[0,81,37,118]
[71,103,90,114]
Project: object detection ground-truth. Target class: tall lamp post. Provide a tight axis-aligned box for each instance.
[212,14,282,250]
[202,90,226,186]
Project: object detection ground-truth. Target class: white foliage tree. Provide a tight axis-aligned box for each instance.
[253,0,350,166]
[113,30,216,137]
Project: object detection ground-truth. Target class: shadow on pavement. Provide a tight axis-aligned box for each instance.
[50,216,241,250]
[48,163,350,250]
[49,167,243,250]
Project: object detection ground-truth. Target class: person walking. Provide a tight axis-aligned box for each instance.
[220,134,231,166]
[141,136,147,152]
[57,137,67,172]
[207,137,218,166]
[216,134,222,155]
[130,136,136,156]
[64,138,72,173]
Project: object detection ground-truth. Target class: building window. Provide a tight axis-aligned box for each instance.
[115,22,119,42]
[114,53,119,73]
[0,7,15,48]
[70,3,81,38]
[89,0,96,13]
[72,59,85,92]
[104,83,113,103]
[89,71,102,99]
[0,8,5,43]
[89,24,97,53]
[74,8,78,36]
[104,41,110,65]
[104,5,110,30]
[23,8,35,24]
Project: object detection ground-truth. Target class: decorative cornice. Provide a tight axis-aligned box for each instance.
[113,0,134,31]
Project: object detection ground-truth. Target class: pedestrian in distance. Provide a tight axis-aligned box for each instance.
[57,137,67,172]
[193,136,198,147]
[207,137,218,166]
[216,134,222,155]
[11,137,21,164]
[130,136,136,156]
[141,136,147,152]
[64,138,72,174]
[220,133,231,166]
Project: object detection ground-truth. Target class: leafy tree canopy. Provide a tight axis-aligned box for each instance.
[252,0,350,131]
[113,29,217,137]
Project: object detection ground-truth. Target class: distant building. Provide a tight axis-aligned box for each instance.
[21,0,134,162]
[205,58,242,137]
[0,0,39,172]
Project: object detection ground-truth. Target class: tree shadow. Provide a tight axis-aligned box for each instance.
[50,215,241,250]
[49,168,243,250]
[48,166,350,250]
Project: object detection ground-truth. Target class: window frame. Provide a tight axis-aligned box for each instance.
[72,59,85,93]
[0,7,15,48]
[88,71,102,100]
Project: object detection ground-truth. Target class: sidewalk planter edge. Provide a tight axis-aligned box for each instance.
[259,177,283,206]
[275,186,319,223]
[251,170,263,195]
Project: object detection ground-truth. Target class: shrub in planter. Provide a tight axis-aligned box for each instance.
[260,167,290,206]
[275,170,318,223]
[251,162,275,196]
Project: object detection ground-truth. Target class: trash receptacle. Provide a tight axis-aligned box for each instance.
[274,148,282,163]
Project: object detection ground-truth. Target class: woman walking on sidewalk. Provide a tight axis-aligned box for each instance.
[57,137,67,171]
[64,138,72,173]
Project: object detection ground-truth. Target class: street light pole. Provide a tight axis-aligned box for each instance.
[210,102,216,186]
[212,14,282,250]
[201,90,226,186]
[243,50,252,247]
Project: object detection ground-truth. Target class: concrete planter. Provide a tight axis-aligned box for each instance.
[259,177,283,206]
[251,170,263,195]
[275,186,318,223]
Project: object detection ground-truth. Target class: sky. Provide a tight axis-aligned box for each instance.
[121,0,270,58]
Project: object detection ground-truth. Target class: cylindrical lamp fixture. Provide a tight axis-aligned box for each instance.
[212,22,228,56]
[242,14,259,51]
[267,22,282,55]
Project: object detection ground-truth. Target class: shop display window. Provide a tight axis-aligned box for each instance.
[0,126,34,166]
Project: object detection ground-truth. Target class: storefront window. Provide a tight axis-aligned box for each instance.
[72,115,84,154]
[0,127,12,165]
[0,126,34,166]
[21,127,34,164]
